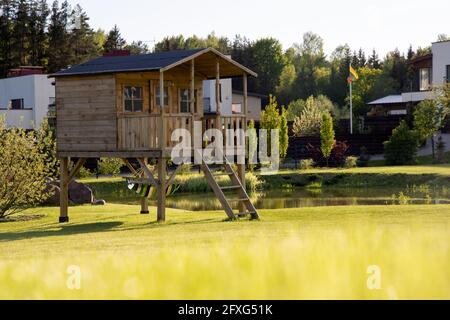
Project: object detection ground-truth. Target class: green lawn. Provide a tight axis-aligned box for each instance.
[1,204,449,299]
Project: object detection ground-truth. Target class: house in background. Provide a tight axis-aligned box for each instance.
[0,66,55,129]
[367,40,450,118]
[203,78,263,122]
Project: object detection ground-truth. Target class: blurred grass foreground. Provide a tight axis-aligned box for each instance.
[0,204,449,299]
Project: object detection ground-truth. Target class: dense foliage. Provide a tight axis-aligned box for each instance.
[320,112,335,166]
[0,117,50,217]
[384,121,420,165]
[1,1,441,109]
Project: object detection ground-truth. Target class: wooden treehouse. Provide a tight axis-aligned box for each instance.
[52,48,259,223]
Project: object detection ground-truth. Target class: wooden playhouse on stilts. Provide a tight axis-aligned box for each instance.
[51,48,259,223]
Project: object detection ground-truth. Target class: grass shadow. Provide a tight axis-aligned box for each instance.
[0,221,123,242]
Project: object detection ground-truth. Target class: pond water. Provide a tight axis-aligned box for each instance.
[95,185,450,211]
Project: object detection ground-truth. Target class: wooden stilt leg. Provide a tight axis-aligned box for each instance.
[141,197,149,215]
[140,158,150,214]
[157,157,166,222]
[59,157,69,223]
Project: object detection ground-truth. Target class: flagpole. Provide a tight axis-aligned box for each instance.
[349,79,353,135]
[349,62,353,135]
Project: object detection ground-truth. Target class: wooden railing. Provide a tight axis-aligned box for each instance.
[117,113,246,151]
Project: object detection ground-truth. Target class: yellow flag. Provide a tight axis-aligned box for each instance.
[349,66,359,80]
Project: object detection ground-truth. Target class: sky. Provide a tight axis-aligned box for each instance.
[65,0,449,57]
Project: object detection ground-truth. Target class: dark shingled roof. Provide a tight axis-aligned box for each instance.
[51,48,205,77]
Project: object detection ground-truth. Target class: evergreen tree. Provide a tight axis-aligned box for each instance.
[69,4,99,65]
[357,48,366,67]
[28,0,49,66]
[103,25,126,52]
[0,0,15,76]
[368,49,380,69]
[48,0,71,72]
[12,0,30,65]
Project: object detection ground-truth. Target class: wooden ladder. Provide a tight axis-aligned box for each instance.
[201,156,260,220]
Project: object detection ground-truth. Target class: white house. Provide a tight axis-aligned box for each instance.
[0,72,55,129]
[203,78,263,122]
[368,40,450,115]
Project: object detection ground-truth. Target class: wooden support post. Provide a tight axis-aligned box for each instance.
[237,73,248,213]
[159,71,166,153]
[157,156,166,222]
[59,157,69,223]
[215,58,221,116]
[140,158,149,215]
[190,59,195,161]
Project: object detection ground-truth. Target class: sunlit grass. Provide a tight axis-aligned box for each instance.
[0,204,449,299]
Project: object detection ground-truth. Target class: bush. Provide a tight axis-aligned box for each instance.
[357,146,370,167]
[299,159,315,170]
[307,141,349,167]
[384,121,420,165]
[97,158,123,176]
[344,156,358,168]
[78,166,93,178]
[0,117,50,217]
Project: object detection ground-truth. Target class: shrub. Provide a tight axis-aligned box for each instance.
[384,121,420,165]
[0,117,50,217]
[344,156,358,168]
[97,158,123,176]
[78,166,93,178]
[357,146,370,167]
[279,107,289,158]
[292,96,323,137]
[307,141,349,167]
[320,112,335,166]
[299,159,315,170]
[436,136,448,164]
[36,118,59,178]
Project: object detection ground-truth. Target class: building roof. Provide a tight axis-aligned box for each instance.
[367,95,403,105]
[50,48,257,79]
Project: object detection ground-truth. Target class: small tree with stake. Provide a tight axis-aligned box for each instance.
[414,100,445,162]
[320,112,335,167]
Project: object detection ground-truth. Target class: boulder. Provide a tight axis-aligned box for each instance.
[68,181,94,204]
[42,182,61,206]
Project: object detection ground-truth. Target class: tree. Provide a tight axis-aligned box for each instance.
[103,25,126,52]
[48,0,71,72]
[384,121,420,165]
[291,32,327,100]
[0,0,15,77]
[292,96,324,137]
[260,95,281,156]
[68,4,100,65]
[125,41,149,54]
[279,107,289,158]
[252,38,285,95]
[276,63,296,103]
[97,158,123,176]
[368,49,381,69]
[36,118,59,178]
[320,112,335,166]
[414,100,446,161]
[348,66,396,117]
[28,0,49,66]
[0,117,50,217]
[12,0,31,66]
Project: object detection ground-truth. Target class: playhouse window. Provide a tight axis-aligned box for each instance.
[156,86,169,107]
[124,86,143,112]
[179,89,198,113]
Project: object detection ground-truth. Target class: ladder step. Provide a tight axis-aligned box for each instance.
[228,198,250,202]
[213,172,234,176]
[220,185,241,190]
